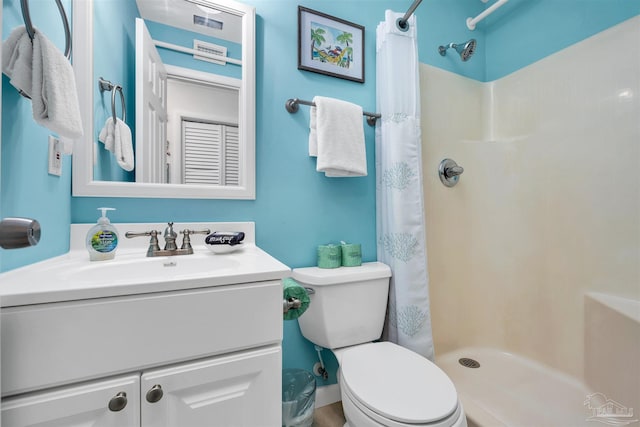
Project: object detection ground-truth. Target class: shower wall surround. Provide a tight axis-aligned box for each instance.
[423,16,640,381]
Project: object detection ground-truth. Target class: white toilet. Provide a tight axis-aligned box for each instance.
[293,262,467,427]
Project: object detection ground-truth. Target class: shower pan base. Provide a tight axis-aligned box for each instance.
[437,348,594,427]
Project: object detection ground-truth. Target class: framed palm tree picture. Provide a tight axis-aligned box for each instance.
[298,6,365,83]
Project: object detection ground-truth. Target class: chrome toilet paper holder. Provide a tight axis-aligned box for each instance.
[283,287,315,314]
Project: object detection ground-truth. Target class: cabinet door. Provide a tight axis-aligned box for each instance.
[141,346,281,427]
[2,375,140,427]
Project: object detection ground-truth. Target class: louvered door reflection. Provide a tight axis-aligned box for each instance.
[182,120,239,185]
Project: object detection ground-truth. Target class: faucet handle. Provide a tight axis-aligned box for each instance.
[181,228,211,236]
[125,230,159,239]
[125,230,161,256]
[180,228,211,251]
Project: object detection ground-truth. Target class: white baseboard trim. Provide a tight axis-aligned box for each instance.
[315,384,341,408]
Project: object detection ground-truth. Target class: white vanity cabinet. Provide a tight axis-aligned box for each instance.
[1,281,284,427]
[141,346,280,427]
[2,375,141,427]
[2,346,280,427]
[0,222,289,427]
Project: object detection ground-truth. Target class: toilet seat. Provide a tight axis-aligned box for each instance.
[339,342,461,426]
[340,374,464,427]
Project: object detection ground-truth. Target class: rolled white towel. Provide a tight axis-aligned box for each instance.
[31,30,83,139]
[2,26,33,98]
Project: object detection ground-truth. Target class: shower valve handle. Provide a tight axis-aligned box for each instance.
[439,159,464,187]
[445,165,464,177]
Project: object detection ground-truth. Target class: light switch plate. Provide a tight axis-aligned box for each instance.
[48,136,62,176]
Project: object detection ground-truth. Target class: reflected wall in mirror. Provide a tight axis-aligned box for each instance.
[72,0,255,199]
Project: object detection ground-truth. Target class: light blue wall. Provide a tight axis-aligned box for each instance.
[1,0,483,272]
[1,0,72,271]
[2,0,637,383]
[483,0,640,81]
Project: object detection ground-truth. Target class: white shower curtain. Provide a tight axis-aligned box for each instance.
[376,10,434,360]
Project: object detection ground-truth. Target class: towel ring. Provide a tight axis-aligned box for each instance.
[111,85,126,123]
[21,0,72,59]
[99,78,126,123]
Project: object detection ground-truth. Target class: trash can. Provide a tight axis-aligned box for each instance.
[282,368,316,427]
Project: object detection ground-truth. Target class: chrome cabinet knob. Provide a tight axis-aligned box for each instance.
[146,384,164,403]
[108,392,128,412]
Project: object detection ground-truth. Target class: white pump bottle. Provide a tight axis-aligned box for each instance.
[85,207,119,261]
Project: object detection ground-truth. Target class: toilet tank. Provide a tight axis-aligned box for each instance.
[293,262,391,349]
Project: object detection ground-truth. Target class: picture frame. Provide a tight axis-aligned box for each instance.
[298,6,365,83]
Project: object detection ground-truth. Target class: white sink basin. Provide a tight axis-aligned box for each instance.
[0,222,290,307]
[56,250,241,285]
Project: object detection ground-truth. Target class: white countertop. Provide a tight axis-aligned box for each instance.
[0,222,290,307]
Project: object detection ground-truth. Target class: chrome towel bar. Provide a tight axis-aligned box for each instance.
[286,98,380,126]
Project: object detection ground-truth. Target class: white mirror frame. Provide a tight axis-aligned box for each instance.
[71,0,256,199]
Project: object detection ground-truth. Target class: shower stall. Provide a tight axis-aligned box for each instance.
[420,13,639,427]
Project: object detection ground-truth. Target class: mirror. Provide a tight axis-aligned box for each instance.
[72,0,255,199]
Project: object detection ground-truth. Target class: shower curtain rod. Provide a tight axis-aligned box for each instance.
[467,0,509,30]
[397,0,423,30]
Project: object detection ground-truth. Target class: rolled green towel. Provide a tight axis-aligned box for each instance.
[283,277,310,320]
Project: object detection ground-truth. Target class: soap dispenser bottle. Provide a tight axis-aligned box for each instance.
[86,207,119,261]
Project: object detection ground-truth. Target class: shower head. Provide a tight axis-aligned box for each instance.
[438,39,477,61]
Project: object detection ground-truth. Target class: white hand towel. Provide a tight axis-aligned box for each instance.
[2,26,33,98]
[31,30,83,139]
[98,117,115,152]
[113,118,134,171]
[314,96,367,177]
[308,105,318,157]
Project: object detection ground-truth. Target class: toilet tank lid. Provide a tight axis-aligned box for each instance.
[292,262,391,286]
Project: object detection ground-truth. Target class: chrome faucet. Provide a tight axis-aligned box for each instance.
[125,223,210,257]
[163,222,178,251]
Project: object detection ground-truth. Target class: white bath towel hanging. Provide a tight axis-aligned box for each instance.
[31,28,83,139]
[2,26,33,98]
[113,118,134,171]
[308,104,318,157]
[98,117,115,152]
[312,96,367,177]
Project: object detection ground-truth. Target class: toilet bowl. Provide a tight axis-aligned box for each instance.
[335,342,465,427]
[292,263,467,427]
